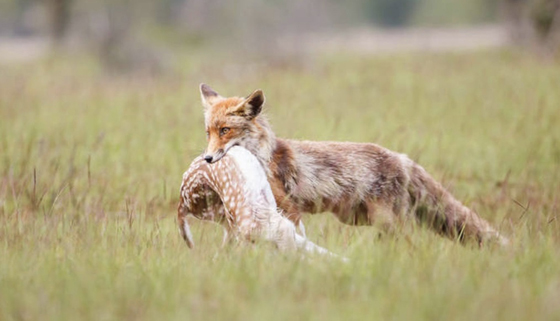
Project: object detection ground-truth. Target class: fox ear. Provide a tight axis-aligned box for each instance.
[232,89,265,119]
[200,83,221,109]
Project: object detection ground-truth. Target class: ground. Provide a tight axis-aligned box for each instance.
[0,49,559,320]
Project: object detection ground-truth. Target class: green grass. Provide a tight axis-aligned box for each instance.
[1,50,560,320]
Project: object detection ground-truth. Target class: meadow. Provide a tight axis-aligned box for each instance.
[1,50,559,320]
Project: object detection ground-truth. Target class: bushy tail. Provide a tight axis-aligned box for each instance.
[407,163,509,246]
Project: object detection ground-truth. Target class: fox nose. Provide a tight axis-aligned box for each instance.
[204,155,213,163]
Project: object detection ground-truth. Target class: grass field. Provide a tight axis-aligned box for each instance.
[1,50,559,320]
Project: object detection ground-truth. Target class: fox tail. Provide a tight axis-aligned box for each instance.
[407,163,509,247]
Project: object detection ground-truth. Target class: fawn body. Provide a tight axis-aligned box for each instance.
[178,146,339,256]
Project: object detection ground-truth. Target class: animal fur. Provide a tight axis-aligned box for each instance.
[199,84,508,246]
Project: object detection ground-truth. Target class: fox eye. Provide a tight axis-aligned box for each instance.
[205,130,209,139]
[220,127,230,136]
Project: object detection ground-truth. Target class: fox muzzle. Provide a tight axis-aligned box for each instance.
[204,148,225,164]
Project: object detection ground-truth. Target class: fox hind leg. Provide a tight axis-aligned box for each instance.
[365,200,398,234]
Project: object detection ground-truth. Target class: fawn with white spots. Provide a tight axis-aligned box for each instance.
[198,84,509,246]
[178,145,339,257]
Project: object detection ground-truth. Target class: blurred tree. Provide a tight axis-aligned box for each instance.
[46,0,71,44]
[530,0,560,39]
[502,0,560,56]
[365,0,419,27]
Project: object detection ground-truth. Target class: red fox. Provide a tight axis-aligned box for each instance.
[198,84,508,246]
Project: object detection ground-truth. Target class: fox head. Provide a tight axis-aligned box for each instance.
[199,84,266,163]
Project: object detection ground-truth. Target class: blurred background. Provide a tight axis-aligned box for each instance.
[1,3,560,320]
[0,0,559,69]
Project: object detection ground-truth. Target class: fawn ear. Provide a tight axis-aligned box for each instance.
[231,89,265,119]
[200,83,222,109]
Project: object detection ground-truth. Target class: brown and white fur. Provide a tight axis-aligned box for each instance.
[199,84,509,246]
[178,145,340,257]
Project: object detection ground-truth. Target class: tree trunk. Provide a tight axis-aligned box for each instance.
[46,0,71,45]
[502,0,560,56]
